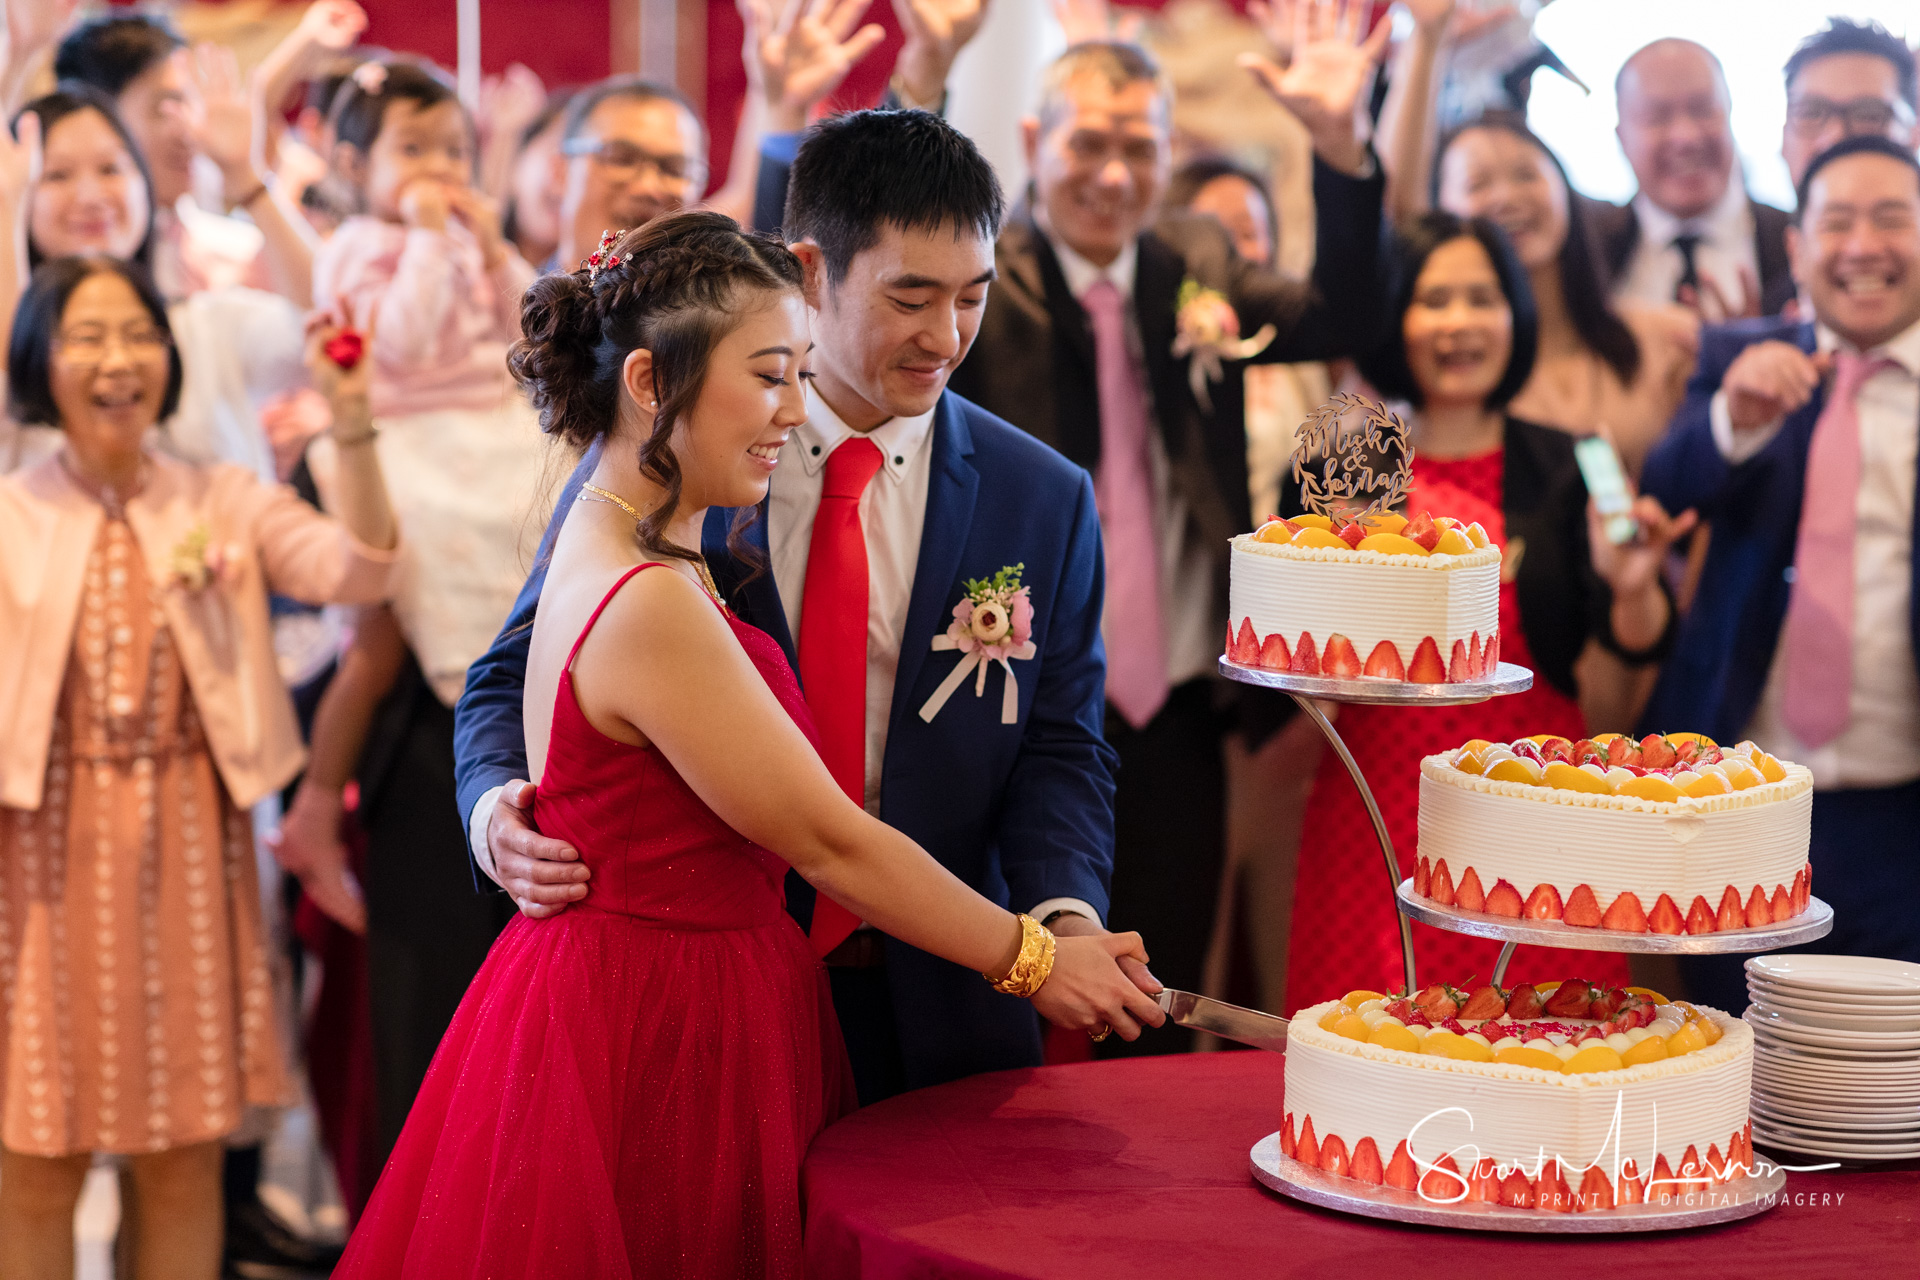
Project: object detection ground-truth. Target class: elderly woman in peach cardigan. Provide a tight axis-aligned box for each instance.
[0,256,397,1280]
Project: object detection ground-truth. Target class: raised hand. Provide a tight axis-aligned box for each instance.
[479,62,546,149]
[0,107,40,211]
[1241,0,1392,174]
[740,0,888,132]
[305,302,376,409]
[397,177,452,232]
[891,0,989,106]
[1049,0,1110,44]
[4,0,79,62]
[445,184,510,269]
[186,42,267,206]
[293,0,368,53]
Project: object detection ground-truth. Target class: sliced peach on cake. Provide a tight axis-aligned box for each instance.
[1495,1045,1565,1073]
[1368,1022,1420,1052]
[1355,532,1431,557]
[1361,511,1409,535]
[1621,1034,1668,1066]
[1544,761,1612,794]
[1617,773,1684,802]
[1463,521,1490,548]
[1485,756,1545,786]
[1341,989,1388,1009]
[1665,1021,1708,1057]
[1564,1044,1626,1074]
[1253,518,1298,544]
[1451,747,1487,775]
[1755,751,1788,783]
[1432,527,1474,556]
[1291,513,1335,531]
[1675,769,1731,798]
[1288,525,1349,550]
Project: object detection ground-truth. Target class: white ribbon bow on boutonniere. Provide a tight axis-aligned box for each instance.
[918,564,1037,726]
[1171,278,1275,413]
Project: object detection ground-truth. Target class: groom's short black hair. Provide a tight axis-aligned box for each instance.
[783,109,1005,284]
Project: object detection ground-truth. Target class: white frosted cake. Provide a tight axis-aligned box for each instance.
[1285,983,1754,1209]
[1415,734,1813,933]
[1226,512,1500,682]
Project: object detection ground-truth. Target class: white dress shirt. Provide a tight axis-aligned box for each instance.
[1614,176,1761,320]
[1706,318,1920,788]
[1043,228,1220,692]
[471,383,1100,925]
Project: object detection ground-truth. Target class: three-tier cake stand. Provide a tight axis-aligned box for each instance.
[1218,653,1821,1229]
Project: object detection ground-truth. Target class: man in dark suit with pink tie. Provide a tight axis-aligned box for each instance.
[1640,137,1920,1010]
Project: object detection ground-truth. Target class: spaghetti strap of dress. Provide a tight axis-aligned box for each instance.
[563,562,667,671]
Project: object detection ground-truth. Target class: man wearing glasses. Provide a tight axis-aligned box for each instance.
[1782,19,1919,190]
[550,78,708,272]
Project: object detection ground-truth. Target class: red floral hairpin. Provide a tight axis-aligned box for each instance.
[585,229,622,281]
[324,329,365,371]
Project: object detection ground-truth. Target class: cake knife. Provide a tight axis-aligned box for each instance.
[1156,989,1289,1053]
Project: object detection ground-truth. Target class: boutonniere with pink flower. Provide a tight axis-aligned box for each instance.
[1172,278,1276,412]
[918,564,1038,726]
[169,523,243,593]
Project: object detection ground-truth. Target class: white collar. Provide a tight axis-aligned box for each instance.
[1814,314,1920,378]
[1038,218,1139,303]
[790,383,936,483]
[1631,169,1750,247]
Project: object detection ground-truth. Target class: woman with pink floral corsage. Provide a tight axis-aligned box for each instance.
[0,256,395,1280]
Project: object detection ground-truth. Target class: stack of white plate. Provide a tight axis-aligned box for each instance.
[1744,955,1920,1161]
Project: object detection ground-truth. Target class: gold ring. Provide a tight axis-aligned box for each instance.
[1089,1024,1112,1043]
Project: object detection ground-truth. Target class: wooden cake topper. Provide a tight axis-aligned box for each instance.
[1291,392,1414,521]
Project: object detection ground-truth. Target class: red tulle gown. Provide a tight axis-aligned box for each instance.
[337,563,855,1278]
[1284,450,1630,1013]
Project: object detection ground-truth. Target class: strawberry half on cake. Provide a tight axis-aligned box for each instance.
[1414,734,1814,934]
[1226,511,1501,683]
[1284,982,1756,1211]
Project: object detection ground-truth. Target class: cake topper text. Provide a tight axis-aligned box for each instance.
[1291,392,1415,520]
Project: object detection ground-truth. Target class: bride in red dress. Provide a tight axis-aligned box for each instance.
[335,214,1164,1278]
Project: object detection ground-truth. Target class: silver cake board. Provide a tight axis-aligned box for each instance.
[1250,1134,1786,1233]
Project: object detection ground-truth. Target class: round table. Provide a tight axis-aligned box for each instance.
[803,1053,1920,1278]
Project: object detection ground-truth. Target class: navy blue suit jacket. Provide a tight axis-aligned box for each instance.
[452,390,1118,1088]
[1638,317,1920,743]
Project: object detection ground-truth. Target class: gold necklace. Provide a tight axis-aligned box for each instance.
[579,483,726,608]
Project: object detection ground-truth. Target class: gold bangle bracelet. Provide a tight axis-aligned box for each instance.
[330,428,380,447]
[984,913,1055,998]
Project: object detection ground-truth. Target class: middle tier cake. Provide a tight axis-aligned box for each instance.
[1415,733,1814,933]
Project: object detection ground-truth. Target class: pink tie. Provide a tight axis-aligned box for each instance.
[1781,351,1891,748]
[1082,279,1170,729]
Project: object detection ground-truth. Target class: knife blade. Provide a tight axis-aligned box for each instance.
[1157,988,1290,1053]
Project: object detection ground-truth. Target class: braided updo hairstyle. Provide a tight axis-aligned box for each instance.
[509,209,804,567]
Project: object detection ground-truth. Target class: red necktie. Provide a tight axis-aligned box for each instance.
[799,436,885,956]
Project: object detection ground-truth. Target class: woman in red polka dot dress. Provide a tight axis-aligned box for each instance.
[1281,214,1695,1013]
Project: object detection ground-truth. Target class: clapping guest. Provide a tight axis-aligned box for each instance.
[944,13,1392,1047]
[1591,39,1794,320]
[55,13,319,306]
[0,256,395,1280]
[1282,213,1691,1013]
[1639,138,1920,1011]
[1780,19,1919,190]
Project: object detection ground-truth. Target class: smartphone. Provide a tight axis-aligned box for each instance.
[1573,435,1638,545]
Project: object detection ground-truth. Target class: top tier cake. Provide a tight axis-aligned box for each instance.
[1226,510,1502,682]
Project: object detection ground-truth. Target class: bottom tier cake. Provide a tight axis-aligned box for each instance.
[1283,983,1754,1211]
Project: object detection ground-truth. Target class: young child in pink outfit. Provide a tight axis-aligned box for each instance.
[278,60,544,965]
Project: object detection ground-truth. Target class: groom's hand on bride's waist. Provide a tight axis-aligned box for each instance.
[487,779,590,918]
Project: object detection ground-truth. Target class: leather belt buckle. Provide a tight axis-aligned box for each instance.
[823,930,887,969]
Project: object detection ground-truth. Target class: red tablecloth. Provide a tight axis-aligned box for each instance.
[803,1052,1920,1278]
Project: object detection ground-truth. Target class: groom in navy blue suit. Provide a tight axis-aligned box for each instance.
[454,110,1156,1103]
[1640,138,1920,1012]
